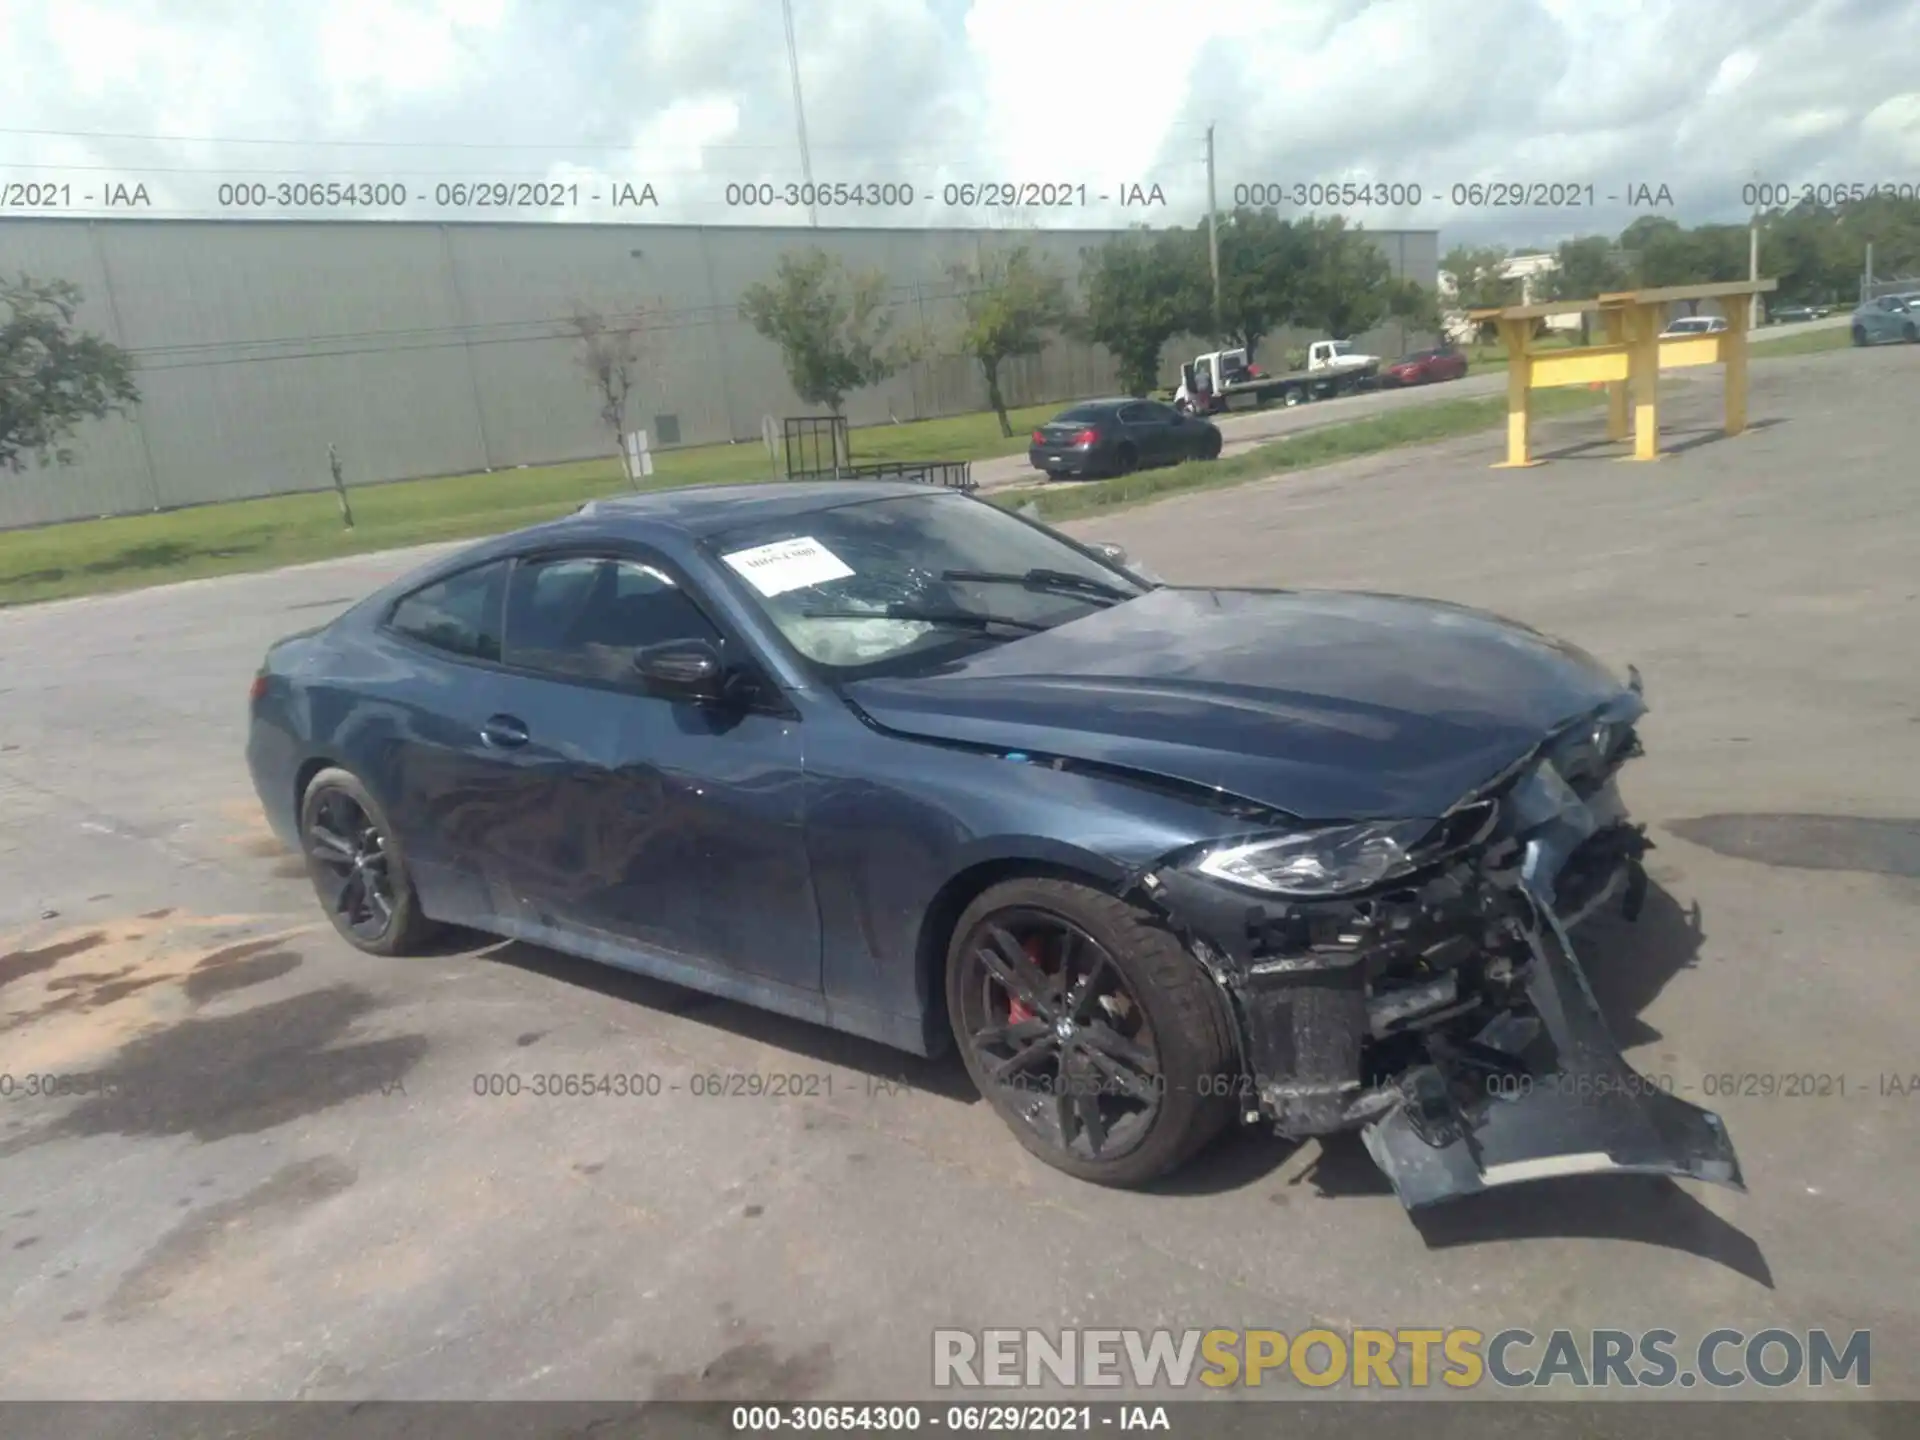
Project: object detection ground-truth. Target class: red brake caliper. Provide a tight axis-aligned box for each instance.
[1005,935,1050,1024]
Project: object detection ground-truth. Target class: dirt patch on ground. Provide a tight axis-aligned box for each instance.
[0,913,309,1075]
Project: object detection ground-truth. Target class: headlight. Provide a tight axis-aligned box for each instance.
[1191,819,1433,897]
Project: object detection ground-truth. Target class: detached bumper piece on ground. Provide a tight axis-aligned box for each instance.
[1141,694,1745,1211]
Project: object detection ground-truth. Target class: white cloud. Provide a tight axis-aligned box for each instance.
[316,0,513,130]
[1,0,1918,241]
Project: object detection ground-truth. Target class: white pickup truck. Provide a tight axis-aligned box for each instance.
[1172,340,1382,414]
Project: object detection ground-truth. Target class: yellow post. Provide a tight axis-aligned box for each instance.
[1602,308,1628,443]
[1492,317,1540,468]
[1723,300,1750,436]
[1626,304,1662,461]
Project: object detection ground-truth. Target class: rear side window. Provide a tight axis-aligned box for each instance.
[387,561,507,661]
[503,555,723,685]
[1054,405,1107,423]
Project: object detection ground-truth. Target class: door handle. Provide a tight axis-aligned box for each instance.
[479,714,530,749]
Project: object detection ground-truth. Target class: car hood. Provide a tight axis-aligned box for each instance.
[842,587,1634,820]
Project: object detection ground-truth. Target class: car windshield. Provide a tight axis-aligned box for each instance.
[1328,341,1354,356]
[705,491,1148,680]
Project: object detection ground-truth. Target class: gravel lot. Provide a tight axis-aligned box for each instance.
[1,341,1915,1405]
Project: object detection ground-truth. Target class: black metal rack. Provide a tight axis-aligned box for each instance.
[778,416,975,492]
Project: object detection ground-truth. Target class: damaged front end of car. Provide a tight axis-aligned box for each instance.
[1132,677,1745,1210]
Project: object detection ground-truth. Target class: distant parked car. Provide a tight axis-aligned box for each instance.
[1851,294,1920,346]
[1380,346,1468,388]
[1768,304,1823,325]
[1659,315,1728,338]
[1028,398,1222,481]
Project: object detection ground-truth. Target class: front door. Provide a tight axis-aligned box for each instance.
[465,550,821,994]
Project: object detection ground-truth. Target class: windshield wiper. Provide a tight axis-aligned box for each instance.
[798,605,1050,633]
[939,567,1137,605]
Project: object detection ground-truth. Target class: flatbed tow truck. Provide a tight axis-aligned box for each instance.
[1173,340,1382,414]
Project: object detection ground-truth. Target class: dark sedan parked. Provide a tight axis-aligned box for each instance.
[1380,346,1468,387]
[1028,398,1222,480]
[248,481,1742,1210]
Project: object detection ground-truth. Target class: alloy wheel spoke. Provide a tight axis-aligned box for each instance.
[1073,1088,1109,1155]
[1062,952,1113,1021]
[307,823,355,864]
[972,1016,1051,1051]
[1080,1045,1160,1102]
[331,868,366,920]
[987,1032,1058,1085]
[1078,1019,1157,1076]
[976,926,1054,1018]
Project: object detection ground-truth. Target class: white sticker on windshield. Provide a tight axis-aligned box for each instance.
[721,535,855,597]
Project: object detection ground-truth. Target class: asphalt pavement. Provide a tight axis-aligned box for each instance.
[0,337,1914,1403]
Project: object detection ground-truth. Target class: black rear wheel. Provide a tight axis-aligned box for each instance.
[1113,443,1139,477]
[1905,322,1917,343]
[946,877,1236,1187]
[300,767,439,956]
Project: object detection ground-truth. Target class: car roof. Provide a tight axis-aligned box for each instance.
[570,479,950,537]
[1056,397,1141,412]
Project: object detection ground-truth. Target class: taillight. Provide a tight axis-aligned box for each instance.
[249,673,269,704]
[1071,427,1099,445]
[1031,430,1046,445]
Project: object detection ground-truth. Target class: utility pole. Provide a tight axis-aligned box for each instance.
[1864,241,1875,303]
[1205,123,1221,341]
[781,0,818,228]
[1747,169,1761,328]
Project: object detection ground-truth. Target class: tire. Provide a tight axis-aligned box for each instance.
[1199,430,1222,460]
[1852,325,1868,347]
[1905,322,1917,344]
[1282,388,1304,408]
[945,877,1237,1188]
[1113,443,1140,477]
[299,766,440,956]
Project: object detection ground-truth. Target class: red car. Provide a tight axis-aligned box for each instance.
[1381,346,1468,387]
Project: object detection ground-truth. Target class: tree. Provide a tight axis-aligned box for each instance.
[1079,230,1204,396]
[946,245,1072,437]
[1546,236,1630,343]
[1211,207,1311,360]
[564,304,653,487]
[1295,218,1409,339]
[0,273,140,473]
[738,249,905,416]
[1440,244,1517,341]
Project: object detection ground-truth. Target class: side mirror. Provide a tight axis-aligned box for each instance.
[1088,541,1129,566]
[633,638,729,704]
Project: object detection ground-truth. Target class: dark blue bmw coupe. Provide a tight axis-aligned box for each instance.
[247,480,1743,1208]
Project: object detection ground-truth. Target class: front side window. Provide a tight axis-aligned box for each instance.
[709,492,1147,680]
[503,555,722,685]
[387,560,508,661]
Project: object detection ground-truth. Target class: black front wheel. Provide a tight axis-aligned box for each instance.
[1853,325,1868,347]
[946,878,1236,1187]
[300,767,439,956]
[1199,430,1223,460]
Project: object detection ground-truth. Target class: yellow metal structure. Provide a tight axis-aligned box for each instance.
[1468,279,1776,467]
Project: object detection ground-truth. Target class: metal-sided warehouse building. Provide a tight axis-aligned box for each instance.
[0,219,1438,530]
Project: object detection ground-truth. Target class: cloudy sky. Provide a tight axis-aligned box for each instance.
[3,0,1917,247]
